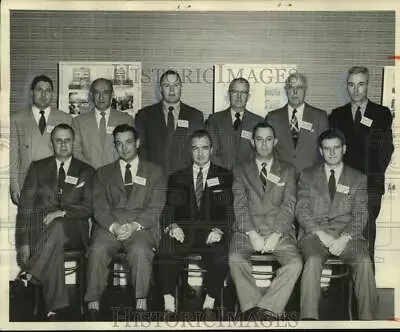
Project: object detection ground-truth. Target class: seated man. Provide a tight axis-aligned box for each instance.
[157,129,233,318]
[296,128,378,320]
[229,122,302,321]
[15,123,94,321]
[84,124,166,319]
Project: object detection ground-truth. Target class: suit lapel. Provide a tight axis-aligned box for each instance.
[263,159,282,199]
[245,160,264,198]
[297,104,313,147]
[62,158,80,197]
[24,110,43,155]
[331,165,351,209]
[45,157,59,197]
[87,110,103,155]
[315,164,331,205]
[279,106,295,150]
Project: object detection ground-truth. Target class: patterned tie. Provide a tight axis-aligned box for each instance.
[328,169,336,202]
[39,110,46,135]
[124,163,133,196]
[99,111,107,146]
[195,167,204,207]
[58,162,65,194]
[354,106,362,132]
[167,106,175,136]
[260,162,268,191]
[233,112,241,131]
[290,108,299,148]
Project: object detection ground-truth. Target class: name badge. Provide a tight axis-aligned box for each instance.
[177,119,189,128]
[266,173,280,184]
[300,120,313,132]
[337,184,350,194]
[133,176,147,186]
[65,175,78,185]
[241,130,252,140]
[106,126,115,134]
[360,116,373,127]
[46,125,55,133]
[207,177,220,187]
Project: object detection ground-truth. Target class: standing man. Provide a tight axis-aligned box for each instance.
[329,66,394,268]
[135,69,204,175]
[296,128,377,320]
[229,122,302,320]
[157,129,233,318]
[265,72,328,173]
[72,78,134,169]
[10,75,72,205]
[85,124,166,319]
[15,124,94,320]
[206,77,263,170]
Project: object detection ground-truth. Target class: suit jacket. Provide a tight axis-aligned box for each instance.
[232,158,297,237]
[329,100,394,194]
[92,159,167,246]
[206,109,264,170]
[296,164,368,240]
[10,108,72,195]
[161,163,234,241]
[16,156,95,249]
[71,108,134,169]
[265,103,328,173]
[135,101,204,175]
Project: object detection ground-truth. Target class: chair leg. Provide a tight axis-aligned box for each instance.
[348,278,353,320]
[79,256,85,316]
[33,285,41,317]
[219,285,225,320]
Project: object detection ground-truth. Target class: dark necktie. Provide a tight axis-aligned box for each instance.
[328,169,336,202]
[195,167,204,207]
[39,110,46,135]
[290,108,299,147]
[260,162,268,191]
[124,163,133,196]
[58,162,65,194]
[354,106,362,132]
[233,112,241,131]
[99,111,107,146]
[167,106,175,136]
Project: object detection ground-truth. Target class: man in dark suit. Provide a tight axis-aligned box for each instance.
[135,70,204,175]
[10,75,72,205]
[14,124,94,320]
[157,129,233,317]
[265,72,328,173]
[229,122,302,320]
[296,128,377,320]
[84,124,166,319]
[72,78,134,169]
[206,77,264,170]
[329,66,394,269]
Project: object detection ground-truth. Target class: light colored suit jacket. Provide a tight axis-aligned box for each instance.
[206,109,263,170]
[10,108,72,195]
[72,108,134,169]
[296,164,368,240]
[232,158,296,237]
[265,103,328,173]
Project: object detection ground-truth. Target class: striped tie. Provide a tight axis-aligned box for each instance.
[260,162,268,191]
[195,167,203,207]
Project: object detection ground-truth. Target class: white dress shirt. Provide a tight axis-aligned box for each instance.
[119,156,139,183]
[255,158,273,174]
[32,105,51,125]
[230,108,244,124]
[163,101,180,129]
[324,162,343,186]
[56,156,72,177]
[351,99,368,120]
[94,107,111,129]
[193,161,210,189]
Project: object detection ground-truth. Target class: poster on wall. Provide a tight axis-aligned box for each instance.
[382,65,395,118]
[58,61,142,118]
[213,64,297,118]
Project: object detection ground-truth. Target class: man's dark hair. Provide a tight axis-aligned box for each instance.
[160,69,182,85]
[189,129,213,148]
[228,77,250,92]
[252,121,276,139]
[112,124,139,141]
[90,78,114,93]
[50,123,75,141]
[30,75,54,91]
[318,128,346,147]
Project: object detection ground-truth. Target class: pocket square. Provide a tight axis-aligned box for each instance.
[212,189,223,193]
[277,182,285,186]
[76,181,85,188]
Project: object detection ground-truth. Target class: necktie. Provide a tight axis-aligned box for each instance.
[39,110,46,135]
[195,167,204,207]
[58,162,65,194]
[124,163,133,196]
[260,162,268,191]
[290,108,299,147]
[99,111,106,146]
[354,106,362,132]
[167,106,175,136]
[233,112,241,131]
[328,169,336,202]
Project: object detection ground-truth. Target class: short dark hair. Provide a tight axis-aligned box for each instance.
[189,129,213,147]
[112,124,139,141]
[30,75,54,91]
[50,123,75,141]
[347,66,369,82]
[318,128,346,147]
[90,78,114,93]
[228,77,250,92]
[160,69,182,85]
[252,121,276,139]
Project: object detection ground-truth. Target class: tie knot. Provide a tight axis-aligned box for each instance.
[262,162,266,168]
[168,106,174,113]
[40,110,45,115]
[199,167,203,171]
[235,112,241,119]
[60,162,64,167]
[100,111,106,117]
[292,109,297,116]
[126,163,131,170]
[330,169,335,175]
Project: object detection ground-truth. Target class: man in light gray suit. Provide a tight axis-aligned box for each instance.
[206,77,263,170]
[265,72,328,173]
[72,78,134,169]
[10,75,72,205]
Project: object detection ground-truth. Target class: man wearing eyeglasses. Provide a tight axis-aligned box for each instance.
[265,72,328,173]
[206,77,263,170]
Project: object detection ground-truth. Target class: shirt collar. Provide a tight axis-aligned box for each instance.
[163,101,180,112]
[56,156,72,172]
[32,105,51,115]
[193,161,210,173]
[288,103,305,119]
[351,99,368,115]
[324,162,344,179]
[120,155,139,169]
[255,157,273,173]
[95,107,111,116]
